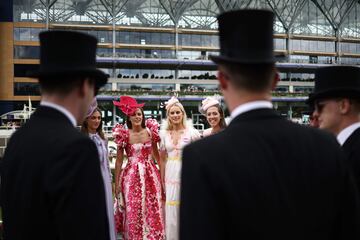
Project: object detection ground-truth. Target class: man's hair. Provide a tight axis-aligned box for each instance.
[38,76,96,96]
[220,62,275,92]
[349,98,360,113]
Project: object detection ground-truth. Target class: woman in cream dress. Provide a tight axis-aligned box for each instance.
[159,97,200,240]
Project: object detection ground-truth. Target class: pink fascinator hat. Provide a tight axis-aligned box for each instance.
[199,97,220,115]
[86,98,98,118]
[165,96,182,111]
[113,96,145,116]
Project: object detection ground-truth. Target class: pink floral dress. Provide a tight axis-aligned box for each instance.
[113,119,165,240]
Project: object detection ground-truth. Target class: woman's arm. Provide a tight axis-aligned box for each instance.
[159,149,167,190]
[152,141,160,165]
[115,146,124,196]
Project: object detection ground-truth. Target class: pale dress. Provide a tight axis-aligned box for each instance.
[202,128,212,138]
[160,128,200,240]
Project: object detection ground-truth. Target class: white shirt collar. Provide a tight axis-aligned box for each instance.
[337,122,360,146]
[230,101,273,124]
[40,101,77,127]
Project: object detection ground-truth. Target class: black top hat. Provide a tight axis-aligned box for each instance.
[305,93,315,105]
[210,9,275,64]
[28,30,107,88]
[307,66,360,103]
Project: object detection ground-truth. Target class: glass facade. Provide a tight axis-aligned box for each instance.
[115,49,175,58]
[116,69,175,79]
[14,27,43,41]
[14,46,40,59]
[14,83,40,96]
[117,31,174,45]
[116,83,175,91]
[9,0,360,103]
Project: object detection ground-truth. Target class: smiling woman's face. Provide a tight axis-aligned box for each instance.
[129,108,143,127]
[169,105,184,125]
[206,106,221,128]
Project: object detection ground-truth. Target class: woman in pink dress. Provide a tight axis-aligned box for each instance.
[113,96,165,240]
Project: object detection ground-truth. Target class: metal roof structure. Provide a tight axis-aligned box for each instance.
[12,0,360,37]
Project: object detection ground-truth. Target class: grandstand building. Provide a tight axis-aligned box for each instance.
[2,0,360,124]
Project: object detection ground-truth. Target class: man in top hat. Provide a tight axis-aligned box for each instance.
[180,9,360,239]
[309,66,360,191]
[0,31,110,240]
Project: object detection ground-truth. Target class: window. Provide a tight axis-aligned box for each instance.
[14,83,40,96]
[14,46,40,59]
[161,33,174,45]
[14,64,39,77]
[19,28,30,41]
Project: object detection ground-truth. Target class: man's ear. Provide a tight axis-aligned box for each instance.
[78,79,86,98]
[271,71,280,91]
[217,68,229,91]
[79,78,93,98]
[339,99,351,115]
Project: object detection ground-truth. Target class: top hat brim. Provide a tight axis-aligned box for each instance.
[307,88,360,104]
[210,54,275,65]
[27,68,108,88]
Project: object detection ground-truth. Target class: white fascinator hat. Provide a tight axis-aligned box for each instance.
[199,96,220,115]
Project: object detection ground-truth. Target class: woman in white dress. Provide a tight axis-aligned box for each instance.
[159,97,200,240]
[200,97,227,137]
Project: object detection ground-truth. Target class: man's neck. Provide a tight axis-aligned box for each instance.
[226,92,271,113]
[41,94,81,124]
[335,116,360,135]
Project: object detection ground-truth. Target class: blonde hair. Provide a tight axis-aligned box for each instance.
[166,102,187,130]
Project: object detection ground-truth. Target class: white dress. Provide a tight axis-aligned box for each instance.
[202,128,212,138]
[160,127,200,240]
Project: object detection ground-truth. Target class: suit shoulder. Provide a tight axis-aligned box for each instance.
[184,130,227,154]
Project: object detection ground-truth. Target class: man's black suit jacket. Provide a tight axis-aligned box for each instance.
[342,127,360,193]
[180,108,360,240]
[0,106,109,240]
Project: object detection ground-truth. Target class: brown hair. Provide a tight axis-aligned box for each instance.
[220,63,275,92]
[206,104,226,129]
[81,108,105,140]
[126,108,146,129]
